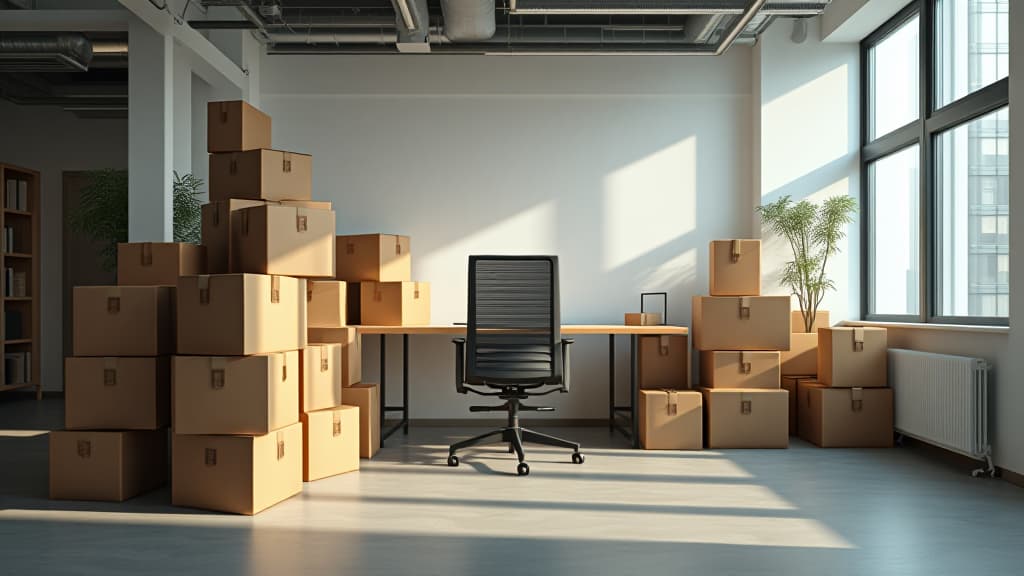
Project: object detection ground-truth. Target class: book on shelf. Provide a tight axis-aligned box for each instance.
[4,179,15,210]
[17,180,27,211]
[5,352,28,385]
[3,267,12,298]
[13,271,26,298]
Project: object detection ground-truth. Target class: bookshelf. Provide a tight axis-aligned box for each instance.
[0,163,40,400]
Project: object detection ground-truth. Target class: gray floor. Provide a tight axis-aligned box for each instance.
[1,396,1023,575]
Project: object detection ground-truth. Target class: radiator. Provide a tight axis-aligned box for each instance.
[889,348,993,477]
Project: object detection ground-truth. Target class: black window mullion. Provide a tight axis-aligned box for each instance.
[921,0,934,324]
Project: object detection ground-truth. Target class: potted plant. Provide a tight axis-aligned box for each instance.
[756,194,857,333]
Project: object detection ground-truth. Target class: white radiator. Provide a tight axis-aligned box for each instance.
[889,348,993,476]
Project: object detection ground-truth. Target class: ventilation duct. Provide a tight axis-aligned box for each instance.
[0,33,93,72]
[441,0,496,42]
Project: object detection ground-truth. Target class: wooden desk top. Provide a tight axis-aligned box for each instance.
[356,324,688,336]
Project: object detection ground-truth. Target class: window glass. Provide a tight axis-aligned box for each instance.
[870,15,920,139]
[869,145,921,315]
[935,0,1009,108]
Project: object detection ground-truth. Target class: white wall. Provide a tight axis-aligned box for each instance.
[261,53,753,419]
[0,100,129,392]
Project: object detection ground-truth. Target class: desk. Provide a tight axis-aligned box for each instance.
[355,325,689,449]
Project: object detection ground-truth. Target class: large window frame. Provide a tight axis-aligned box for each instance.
[861,0,1009,326]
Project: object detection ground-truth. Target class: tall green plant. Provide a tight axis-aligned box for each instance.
[756,194,858,333]
[173,171,203,244]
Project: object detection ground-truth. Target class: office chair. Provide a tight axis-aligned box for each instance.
[448,255,584,476]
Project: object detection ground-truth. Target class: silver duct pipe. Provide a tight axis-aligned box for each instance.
[508,0,829,16]
[680,13,724,43]
[0,33,93,71]
[441,0,496,42]
[714,0,767,55]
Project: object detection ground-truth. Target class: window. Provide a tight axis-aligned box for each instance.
[862,0,1009,325]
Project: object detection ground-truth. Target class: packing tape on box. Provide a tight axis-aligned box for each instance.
[210,357,227,389]
[271,276,281,304]
[332,410,342,437]
[218,101,228,123]
[659,335,670,356]
[740,392,752,415]
[307,284,314,302]
[414,282,421,300]
[739,351,751,374]
[319,345,329,372]
[374,283,383,302]
[738,296,751,319]
[77,440,92,458]
[103,357,118,387]
[851,387,864,412]
[229,156,238,175]
[346,241,356,255]
[853,327,865,351]
[276,431,286,460]
[140,242,153,266]
[731,239,742,262]
[295,208,308,233]
[278,352,288,381]
[663,389,678,415]
[395,236,403,255]
[240,209,250,235]
[198,275,211,305]
[106,287,121,314]
[281,152,293,173]
[205,447,217,466]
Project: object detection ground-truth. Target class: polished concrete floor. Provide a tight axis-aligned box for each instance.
[1,396,1023,575]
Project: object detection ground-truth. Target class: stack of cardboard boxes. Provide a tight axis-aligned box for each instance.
[636,322,700,450]
[694,240,790,449]
[780,311,831,435]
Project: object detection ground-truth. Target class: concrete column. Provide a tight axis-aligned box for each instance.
[173,50,192,179]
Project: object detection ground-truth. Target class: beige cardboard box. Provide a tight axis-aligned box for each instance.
[209,149,312,203]
[301,405,360,482]
[625,313,662,326]
[701,388,789,448]
[207,100,271,153]
[782,376,816,436]
[300,344,343,412]
[791,310,830,333]
[307,327,361,387]
[638,389,702,450]
[308,280,347,328]
[780,332,818,377]
[50,429,167,502]
[177,274,307,356]
[798,381,893,447]
[709,239,761,296]
[700,351,780,389]
[638,335,689,389]
[73,286,175,357]
[65,357,170,430]
[692,296,791,351]
[342,383,379,459]
[818,327,887,388]
[117,243,206,287]
[172,422,303,515]
[172,352,299,435]
[232,204,336,278]
[335,234,411,282]
[361,281,430,326]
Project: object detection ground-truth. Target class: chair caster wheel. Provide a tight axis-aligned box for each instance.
[447,455,459,467]
[572,452,585,464]
[517,462,530,476]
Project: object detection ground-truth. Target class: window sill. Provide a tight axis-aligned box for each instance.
[842,320,1009,335]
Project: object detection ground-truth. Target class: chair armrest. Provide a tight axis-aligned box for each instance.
[560,338,575,393]
[453,338,467,394]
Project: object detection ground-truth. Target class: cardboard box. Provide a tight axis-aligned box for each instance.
[342,383,379,459]
[699,351,780,389]
[798,381,893,447]
[49,429,167,502]
[638,335,689,389]
[65,357,170,430]
[209,149,312,203]
[691,296,791,351]
[73,286,175,357]
[172,422,303,515]
[307,327,361,387]
[232,203,336,278]
[817,327,887,388]
[791,310,830,333]
[301,405,360,481]
[308,280,347,328]
[701,388,789,448]
[117,242,206,286]
[172,351,299,435]
[177,274,307,356]
[361,281,430,326]
[781,376,815,435]
[709,239,761,296]
[207,100,271,153]
[335,234,411,283]
[300,344,343,412]
[625,313,662,326]
[638,389,702,450]
[780,332,818,377]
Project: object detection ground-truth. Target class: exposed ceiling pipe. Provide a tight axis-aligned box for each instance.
[441,0,496,41]
[714,0,767,55]
[680,13,724,43]
[507,0,829,16]
[0,33,93,72]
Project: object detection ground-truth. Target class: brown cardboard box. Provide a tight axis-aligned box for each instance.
[797,381,893,447]
[172,422,303,515]
[308,280,347,328]
[701,388,789,448]
[361,281,430,326]
[307,327,361,387]
[73,286,175,357]
[780,332,818,377]
[209,149,312,203]
[207,100,271,153]
[638,389,702,450]
[638,335,689,389]
[117,242,206,286]
[625,313,662,326]
[791,310,830,333]
[699,351,780,389]
[65,357,170,430]
[300,344,343,412]
[49,429,167,502]
[335,234,411,282]
[172,352,299,435]
[781,376,815,435]
[232,204,336,278]
[692,296,791,351]
[177,274,307,356]
[342,383,379,459]
[709,239,761,296]
[301,405,359,481]
[818,327,887,388]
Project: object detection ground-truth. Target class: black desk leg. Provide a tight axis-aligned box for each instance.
[608,335,615,430]
[403,334,409,434]
[630,334,639,449]
[379,334,386,449]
